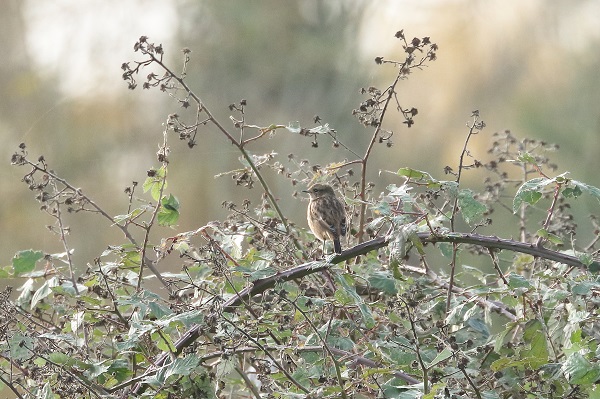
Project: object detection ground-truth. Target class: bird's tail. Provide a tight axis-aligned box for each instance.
[333,238,342,254]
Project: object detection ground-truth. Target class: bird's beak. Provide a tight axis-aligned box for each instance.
[302,189,309,193]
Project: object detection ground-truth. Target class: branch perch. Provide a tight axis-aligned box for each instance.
[129,230,596,395]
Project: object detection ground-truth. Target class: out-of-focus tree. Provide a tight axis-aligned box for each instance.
[1,1,371,266]
[2,0,600,268]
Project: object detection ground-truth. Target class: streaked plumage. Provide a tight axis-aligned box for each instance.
[304,183,347,254]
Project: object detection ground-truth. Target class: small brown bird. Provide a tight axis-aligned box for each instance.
[304,183,347,254]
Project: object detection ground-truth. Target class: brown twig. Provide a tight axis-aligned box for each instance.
[142,48,309,260]
[447,111,484,313]
[128,229,591,394]
[534,182,562,247]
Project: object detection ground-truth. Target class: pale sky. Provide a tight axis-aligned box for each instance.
[23,0,178,96]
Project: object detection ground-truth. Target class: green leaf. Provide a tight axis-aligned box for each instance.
[458,189,487,225]
[438,242,453,258]
[388,226,424,279]
[9,333,35,361]
[542,288,569,307]
[563,352,600,385]
[570,179,600,203]
[481,391,501,399]
[381,378,423,398]
[422,383,446,399]
[522,319,549,369]
[12,249,44,275]
[513,177,547,213]
[493,321,519,354]
[84,360,110,379]
[409,229,426,255]
[143,166,167,201]
[31,277,59,309]
[0,265,11,278]
[517,151,537,164]
[153,330,175,352]
[155,309,204,328]
[121,247,142,269]
[249,267,277,280]
[466,317,490,338]
[107,359,133,382]
[368,271,398,295]
[335,273,375,329]
[158,194,180,226]
[589,261,600,273]
[165,356,201,378]
[507,273,531,289]
[513,172,571,213]
[426,346,452,368]
[386,183,414,203]
[149,301,173,319]
[389,225,417,274]
[562,185,583,198]
[535,229,564,245]
[577,252,594,267]
[441,180,459,197]
[38,382,54,399]
[113,207,145,224]
[571,282,593,296]
[396,167,436,183]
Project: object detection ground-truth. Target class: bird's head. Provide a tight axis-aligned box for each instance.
[303,183,335,199]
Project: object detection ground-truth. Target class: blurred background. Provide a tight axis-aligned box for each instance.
[2,0,600,271]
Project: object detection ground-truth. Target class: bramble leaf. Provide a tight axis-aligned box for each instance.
[12,249,44,275]
[458,189,487,225]
[158,194,180,226]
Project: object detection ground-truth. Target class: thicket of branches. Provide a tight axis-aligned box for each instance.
[4,30,600,399]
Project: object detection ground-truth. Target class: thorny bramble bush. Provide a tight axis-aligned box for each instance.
[5,30,600,399]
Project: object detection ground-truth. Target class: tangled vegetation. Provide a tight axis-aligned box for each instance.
[4,30,600,399]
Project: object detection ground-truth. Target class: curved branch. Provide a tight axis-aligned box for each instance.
[428,232,597,271]
[129,231,597,395]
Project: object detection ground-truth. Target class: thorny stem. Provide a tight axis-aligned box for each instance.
[52,199,93,352]
[401,263,517,321]
[52,200,78,295]
[458,365,482,399]
[96,259,129,326]
[201,229,282,346]
[401,297,429,394]
[233,365,261,399]
[519,156,529,243]
[446,112,482,313]
[27,344,109,398]
[488,248,509,285]
[534,182,562,247]
[0,373,24,399]
[353,37,436,243]
[131,229,591,394]
[282,296,348,399]
[137,124,171,293]
[18,157,171,291]
[122,345,419,394]
[221,315,310,394]
[357,76,400,243]
[146,51,308,259]
[22,160,137,244]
